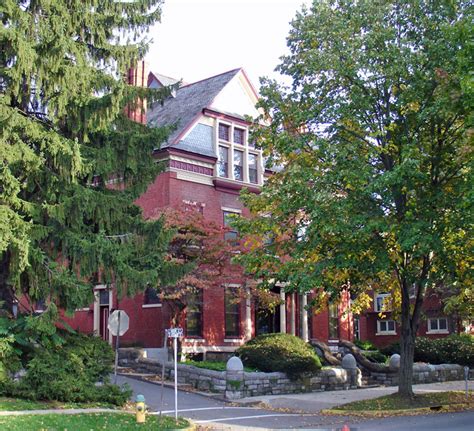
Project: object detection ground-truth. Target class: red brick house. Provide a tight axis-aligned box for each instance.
[59,65,355,357]
[62,64,461,357]
[356,289,459,348]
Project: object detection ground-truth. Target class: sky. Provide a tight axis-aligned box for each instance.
[146,0,310,89]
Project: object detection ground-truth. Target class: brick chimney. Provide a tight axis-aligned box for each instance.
[127,60,148,125]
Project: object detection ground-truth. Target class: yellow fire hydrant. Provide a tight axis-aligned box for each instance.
[135,394,146,424]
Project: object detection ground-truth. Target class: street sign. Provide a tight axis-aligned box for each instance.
[166,327,183,338]
[108,310,130,336]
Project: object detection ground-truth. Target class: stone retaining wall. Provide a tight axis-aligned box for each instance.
[119,348,468,400]
[368,363,465,386]
[119,348,360,398]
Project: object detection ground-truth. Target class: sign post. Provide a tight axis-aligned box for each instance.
[165,328,183,422]
[464,366,469,400]
[108,310,130,383]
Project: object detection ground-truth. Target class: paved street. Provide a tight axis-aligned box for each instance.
[117,375,474,430]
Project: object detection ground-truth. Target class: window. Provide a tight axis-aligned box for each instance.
[427,317,448,334]
[223,210,239,243]
[248,153,258,184]
[374,293,391,312]
[144,286,160,305]
[218,146,229,178]
[233,150,244,181]
[377,319,396,334]
[183,200,204,214]
[225,286,240,337]
[233,128,245,145]
[186,289,203,337]
[99,290,110,306]
[218,123,230,141]
[328,303,339,339]
[35,298,46,313]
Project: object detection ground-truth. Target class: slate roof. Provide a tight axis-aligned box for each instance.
[147,68,241,155]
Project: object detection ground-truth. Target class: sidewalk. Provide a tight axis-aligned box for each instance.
[0,408,123,416]
[233,380,472,413]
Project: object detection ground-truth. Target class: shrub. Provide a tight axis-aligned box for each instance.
[5,333,130,405]
[354,339,377,351]
[380,335,473,366]
[363,350,388,364]
[414,335,473,366]
[380,342,400,356]
[236,333,321,380]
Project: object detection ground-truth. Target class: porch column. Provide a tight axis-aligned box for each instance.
[301,294,309,342]
[279,288,286,333]
[290,293,296,335]
[245,289,252,340]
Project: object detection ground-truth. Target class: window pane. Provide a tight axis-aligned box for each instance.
[223,211,239,244]
[99,290,109,306]
[439,318,447,330]
[144,287,160,305]
[248,153,258,184]
[379,321,386,332]
[430,319,439,330]
[387,320,395,331]
[328,303,339,339]
[225,287,240,337]
[186,290,203,337]
[219,124,230,141]
[233,128,245,145]
[233,150,243,181]
[218,146,228,178]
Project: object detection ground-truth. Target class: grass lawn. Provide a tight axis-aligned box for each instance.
[0,397,116,411]
[0,412,189,430]
[332,391,474,412]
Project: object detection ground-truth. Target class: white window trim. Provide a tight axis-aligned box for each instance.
[376,319,397,335]
[427,317,449,334]
[224,338,244,343]
[142,303,162,309]
[221,207,242,214]
[216,120,262,185]
[374,293,391,312]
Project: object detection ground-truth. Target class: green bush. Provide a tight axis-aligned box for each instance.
[380,335,473,366]
[354,339,377,351]
[363,350,388,364]
[414,335,473,366]
[3,333,130,405]
[380,342,400,356]
[236,333,321,380]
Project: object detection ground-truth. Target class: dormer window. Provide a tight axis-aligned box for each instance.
[233,128,245,145]
[219,123,230,141]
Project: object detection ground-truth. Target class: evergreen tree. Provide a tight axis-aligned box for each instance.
[0,0,181,316]
[235,0,473,398]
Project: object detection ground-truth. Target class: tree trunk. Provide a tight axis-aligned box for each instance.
[398,302,416,398]
[0,251,14,314]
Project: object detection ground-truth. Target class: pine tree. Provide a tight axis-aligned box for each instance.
[0,0,179,316]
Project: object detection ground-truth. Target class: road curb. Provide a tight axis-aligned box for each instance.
[322,402,474,417]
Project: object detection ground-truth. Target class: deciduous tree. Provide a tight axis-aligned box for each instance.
[236,0,473,397]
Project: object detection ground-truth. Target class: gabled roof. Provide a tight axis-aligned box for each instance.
[147,68,241,152]
[148,71,181,88]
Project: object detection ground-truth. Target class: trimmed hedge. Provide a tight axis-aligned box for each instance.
[236,333,321,380]
[381,334,473,366]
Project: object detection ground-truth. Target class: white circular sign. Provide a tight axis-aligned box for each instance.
[108,310,130,336]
